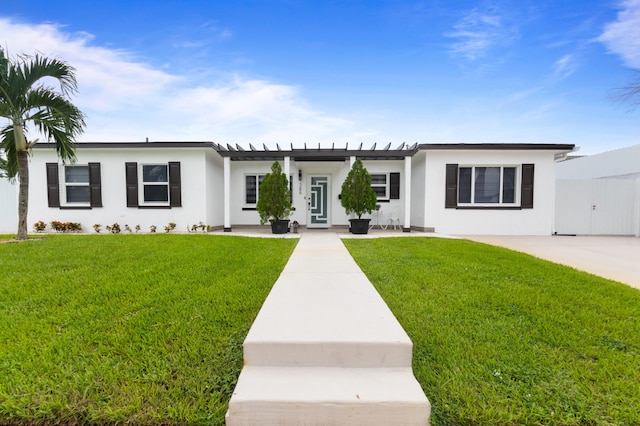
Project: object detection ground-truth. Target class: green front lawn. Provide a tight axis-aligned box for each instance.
[0,234,297,425]
[4,234,638,425]
[343,237,640,426]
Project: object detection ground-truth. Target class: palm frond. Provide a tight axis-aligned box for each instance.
[27,88,85,162]
[0,126,20,178]
[21,52,79,97]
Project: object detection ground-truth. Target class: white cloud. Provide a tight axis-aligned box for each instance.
[598,0,640,69]
[553,54,578,79]
[0,18,357,144]
[445,7,517,60]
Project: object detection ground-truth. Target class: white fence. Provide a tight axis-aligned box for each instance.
[0,179,18,234]
[555,178,640,236]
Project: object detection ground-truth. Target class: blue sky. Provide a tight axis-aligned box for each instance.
[2,0,639,154]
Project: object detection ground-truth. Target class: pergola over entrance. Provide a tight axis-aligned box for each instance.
[213,142,420,232]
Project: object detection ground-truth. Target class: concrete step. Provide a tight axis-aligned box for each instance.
[243,272,414,368]
[226,366,431,426]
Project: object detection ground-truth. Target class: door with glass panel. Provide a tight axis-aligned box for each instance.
[307,176,330,228]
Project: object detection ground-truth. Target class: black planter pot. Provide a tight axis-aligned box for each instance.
[271,220,290,234]
[349,218,370,234]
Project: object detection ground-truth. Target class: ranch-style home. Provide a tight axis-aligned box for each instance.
[1,142,575,235]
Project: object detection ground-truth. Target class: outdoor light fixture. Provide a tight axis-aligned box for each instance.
[298,169,302,181]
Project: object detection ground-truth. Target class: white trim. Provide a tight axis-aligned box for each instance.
[370,173,389,200]
[243,173,265,206]
[60,164,91,207]
[404,156,411,229]
[457,165,519,206]
[139,163,170,206]
[284,157,290,187]
[224,156,231,229]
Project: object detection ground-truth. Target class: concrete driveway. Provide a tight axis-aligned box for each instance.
[464,235,640,290]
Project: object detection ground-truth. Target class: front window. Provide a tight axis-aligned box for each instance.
[245,173,293,205]
[142,164,169,204]
[64,166,90,204]
[370,174,388,199]
[245,174,265,204]
[458,166,517,205]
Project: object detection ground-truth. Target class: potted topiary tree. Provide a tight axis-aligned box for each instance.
[341,158,378,234]
[256,161,293,234]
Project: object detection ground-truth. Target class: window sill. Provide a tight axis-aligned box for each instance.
[242,207,258,211]
[60,205,93,210]
[138,205,172,210]
[455,205,522,210]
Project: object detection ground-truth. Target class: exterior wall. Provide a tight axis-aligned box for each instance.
[0,178,18,234]
[227,159,407,227]
[410,151,427,229]
[21,144,569,235]
[422,150,559,235]
[557,144,640,179]
[28,146,216,233]
[205,151,224,227]
[360,160,405,227]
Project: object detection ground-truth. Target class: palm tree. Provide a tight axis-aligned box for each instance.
[0,48,85,240]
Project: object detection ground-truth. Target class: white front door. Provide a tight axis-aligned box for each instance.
[307,175,330,228]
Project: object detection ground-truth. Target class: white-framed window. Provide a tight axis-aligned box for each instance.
[125,162,180,208]
[47,162,101,209]
[245,174,266,205]
[62,165,90,205]
[370,174,388,199]
[458,166,517,205]
[244,174,294,205]
[141,164,169,204]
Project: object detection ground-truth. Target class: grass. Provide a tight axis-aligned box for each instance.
[343,237,640,426]
[0,234,297,425]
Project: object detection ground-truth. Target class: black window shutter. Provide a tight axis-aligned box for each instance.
[169,162,182,207]
[521,163,535,209]
[46,163,60,207]
[445,164,458,208]
[125,162,138,207]
[89,162,102,207]
[390,172,400,199]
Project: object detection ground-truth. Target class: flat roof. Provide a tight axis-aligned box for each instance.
[419,143,576,151]
[32,141,215,149]
[33,141,576,160]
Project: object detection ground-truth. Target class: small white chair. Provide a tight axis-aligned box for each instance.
[389,206,401,230]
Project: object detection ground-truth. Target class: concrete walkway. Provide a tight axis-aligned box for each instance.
[465,235,640,290]
[226,232,431,425]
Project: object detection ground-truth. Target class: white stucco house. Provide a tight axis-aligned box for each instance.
[0,141,575,235]
[556,144,640,236]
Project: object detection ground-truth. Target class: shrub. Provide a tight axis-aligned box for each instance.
[256,161,293,225]
[190,222,208,232]
[50,221,82,233]
[106,223,121,234]
[33,221,47,232]
[340,158,377,219]
[93,224,102,233]
[164,222,177,233]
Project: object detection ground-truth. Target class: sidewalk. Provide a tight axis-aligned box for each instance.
[226,232,431,425]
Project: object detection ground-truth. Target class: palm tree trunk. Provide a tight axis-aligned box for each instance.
[17,150,29,240]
